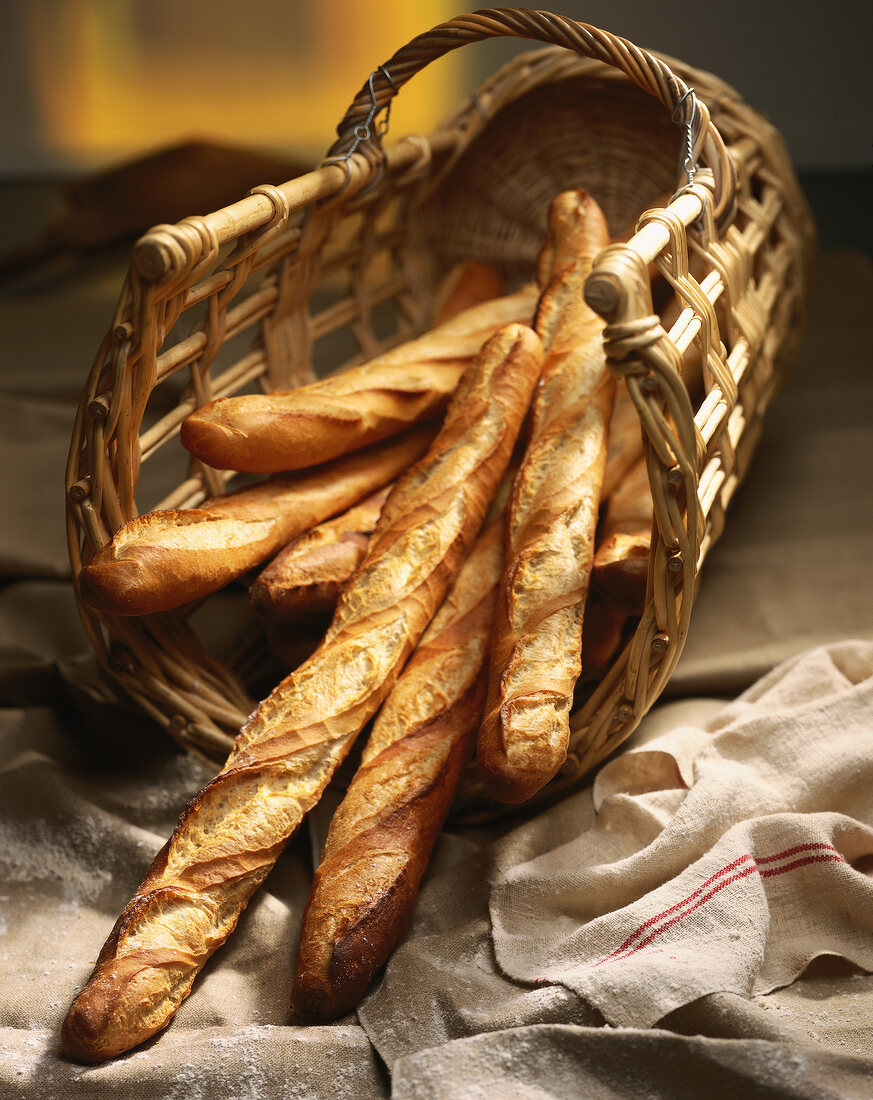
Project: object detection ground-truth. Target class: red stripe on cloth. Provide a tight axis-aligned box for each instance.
[756,842,839,865]
[760,853,844,878]
[592,855,755,967]
[595,864,761,967]
[593,844,845,969]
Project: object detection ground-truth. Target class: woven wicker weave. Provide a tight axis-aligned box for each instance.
[65,9,815,807]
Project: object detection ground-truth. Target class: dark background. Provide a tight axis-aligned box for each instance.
[459,1,873,255]
[0,1,870,253]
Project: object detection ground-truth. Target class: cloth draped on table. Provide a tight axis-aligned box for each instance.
[3,640,872,1098]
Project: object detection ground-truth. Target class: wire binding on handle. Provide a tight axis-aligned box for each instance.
[671,87,699,199]
[320,66,397,189]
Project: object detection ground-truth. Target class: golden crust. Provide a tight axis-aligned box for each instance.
[478,194,613,805]
[180,284,537,473]
[536,188,610,289]
[249,486,390,621]
[291,514,504,1022]
[80,428,433,617]
[478,377,613,803]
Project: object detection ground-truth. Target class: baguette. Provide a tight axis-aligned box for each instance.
[291,509,504,1022]
[180,283,537,474]
[536,190,644,503]
[478,192,613,804]
[249,486,389,621]
[62,323,542,1062]
[536,190,645,502]
[80,427,434,617]
[536,188,610,288]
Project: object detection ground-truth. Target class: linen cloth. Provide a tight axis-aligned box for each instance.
[4,646,873,1098]
[488,641,873,1026]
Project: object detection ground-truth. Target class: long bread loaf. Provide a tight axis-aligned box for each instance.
[80,427,434,617]
[536,191,644,501]
[291,510,504,1022]
[536,188,610,288]
[478,192,613,804]
[180,283,537,473]
[249,486,390,621]
[62,323,542,1062]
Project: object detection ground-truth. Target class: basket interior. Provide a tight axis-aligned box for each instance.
[414,72,680,289]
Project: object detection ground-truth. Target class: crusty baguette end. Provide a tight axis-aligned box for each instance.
[80,510,280,616]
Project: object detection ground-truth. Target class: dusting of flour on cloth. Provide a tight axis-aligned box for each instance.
[489,639,873,1027]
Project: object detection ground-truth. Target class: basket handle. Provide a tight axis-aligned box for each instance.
[328,7,735,224]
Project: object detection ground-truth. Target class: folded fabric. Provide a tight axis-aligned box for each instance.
[489,639,873,1027]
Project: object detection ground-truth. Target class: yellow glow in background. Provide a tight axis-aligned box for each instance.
[19,0,464,170]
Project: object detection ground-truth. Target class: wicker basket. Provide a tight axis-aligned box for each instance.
[65,9,815,807]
